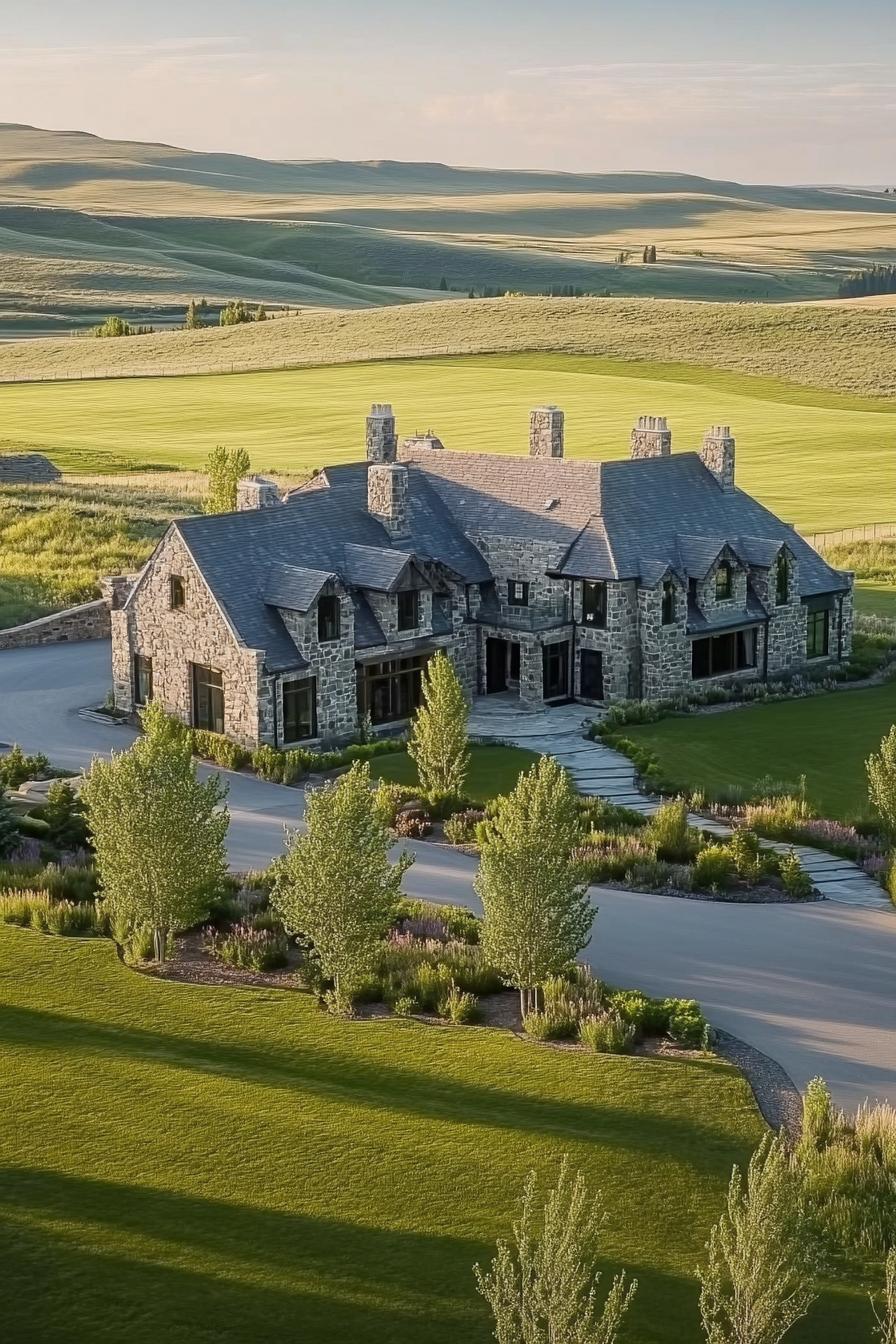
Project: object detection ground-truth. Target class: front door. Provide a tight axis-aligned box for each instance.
[580,649,604,701]
[542,640,570,701]
[485,638,508,693]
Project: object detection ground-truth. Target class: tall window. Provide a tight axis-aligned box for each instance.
[397,589,419,631]
[317,594,340,642]
[358,653,427,724]
[133,654,153,706]
[282,678,316,742]
[807,609,829,659]
[661,580,676,625]
[775,552,789,606]
[169,575,186,610]
[191,663,224,734]
[715,562,733,601]
[507,580,529,607]
[582,580,607,628]
[692,629,756,679]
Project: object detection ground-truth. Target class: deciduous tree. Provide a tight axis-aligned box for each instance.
[476,755,592,1015]
[867,725,896,837]
[407,651,470,799]
[204,444,252,514]
[271,761,412,1011]
[474,1155,637,1344]
[82,703,229,962]
[698,1133,816,1344]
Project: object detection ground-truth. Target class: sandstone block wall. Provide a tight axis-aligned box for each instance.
[0,599,110,651]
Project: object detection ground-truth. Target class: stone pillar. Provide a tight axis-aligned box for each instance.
[236,476,281,510]
[366,403,397,463]
[700,426,736,492]
[529,406,564,458]
[368,462,410,540]
[100,574,137,609]
[630,415,672,459]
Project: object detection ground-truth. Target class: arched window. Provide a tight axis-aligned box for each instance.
[775,551,789,606]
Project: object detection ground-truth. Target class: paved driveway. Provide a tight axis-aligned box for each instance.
[1,640,894,1110]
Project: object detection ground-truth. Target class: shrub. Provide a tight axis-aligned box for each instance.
[523,1009,576,1041]
[205,921,290,971]
[626,858,693,892]
[409,961,455,1012]
[0,889,51,926]
[579,1011,636,1054]
[394,897,481,944]
[251,744,288,783]
[644,799,698,862]
[190,730,251,772]
[393,807,431,838]
[778,849,814,900]
[43,899,106,936]
[664,998,708,1047]
[609,989,670,1036]
[372,780,410,829]
[693,843,735,891]
[40,779,89,851]
[392,995,419,1017]
[729,828,761,879]
[443,809,486,845]
[0,745,51,789]
[438,983,480,1024]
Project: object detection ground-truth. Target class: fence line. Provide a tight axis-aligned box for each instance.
[0,351,469,386]
[801,521,896,549]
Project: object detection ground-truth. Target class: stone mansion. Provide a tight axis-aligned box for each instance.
[111,404,853,747]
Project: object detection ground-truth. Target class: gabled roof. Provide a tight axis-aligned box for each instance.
[352,593,387,649]
[263,562,335,613]
[342,544,417,592]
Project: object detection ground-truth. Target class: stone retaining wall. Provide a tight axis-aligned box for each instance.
[0,599,110,650]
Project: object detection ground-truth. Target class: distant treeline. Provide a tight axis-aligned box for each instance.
[837,264,896,299]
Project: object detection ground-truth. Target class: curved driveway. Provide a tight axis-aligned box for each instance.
[0,640,893,1112]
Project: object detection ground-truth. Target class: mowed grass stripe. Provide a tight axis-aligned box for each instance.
[0,352,893,530]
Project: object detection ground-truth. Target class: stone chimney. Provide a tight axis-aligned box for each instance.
[368,462,410,541]
[400,430,444,451]
[700,425,736,492]
[366,403,397,463]
[236,475,281,510]
[630,415,672,459]
[530,406,564,458]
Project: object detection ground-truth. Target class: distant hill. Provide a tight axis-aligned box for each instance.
[1,123,896,331]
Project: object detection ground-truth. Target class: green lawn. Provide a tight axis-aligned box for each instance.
[626,680,896,818]
[0,928,868,1344]
[1,351,895,530]
[856,580,896,619]
[369,744,537,801]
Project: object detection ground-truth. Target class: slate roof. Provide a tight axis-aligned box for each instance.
[163,445,847,672]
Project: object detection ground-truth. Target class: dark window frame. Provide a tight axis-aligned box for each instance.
[775,552,789,606]
[133,653,153,707]
[282,677,317,743]
[582,580,607,628]
[714,561,733,601]
[661,579,676,625]
[507,580,530,608]
[317,593,341,642]
[806,609,830,659]
[396,589,419,631]
[190,663,225,734]
[169,574,186,610]
[358,652,428,725]
[691,628,757,680]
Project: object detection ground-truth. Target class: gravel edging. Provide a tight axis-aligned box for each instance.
[713,1028,802,1137]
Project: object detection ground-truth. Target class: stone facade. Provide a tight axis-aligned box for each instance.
[529,406,564,458]
[630,415,671,459]
[0,598,111,650]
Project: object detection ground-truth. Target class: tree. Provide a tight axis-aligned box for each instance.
[474,1155,637,1344]
[439,276,449,291]
[0,788,19,859]
[867,725,896,837]
[255,304,268,322]
[271,761,412,1011]
[82,702,229,962]
[204,444,252,514]
[407,651,470,799]
[219,299,253,326]
[91,315,155,338]
[476,755,593,1015]
[698,1133,816,1344]
[42,778,89,852]
[873,1248,896,1344]
[184,299,205,330]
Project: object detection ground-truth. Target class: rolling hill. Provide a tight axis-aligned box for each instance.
[2,123,896,332]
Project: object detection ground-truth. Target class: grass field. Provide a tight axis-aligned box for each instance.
[0,926,870,1344]
[370,744,537,801]
[625,680,896,819]
[856,582,896,618]
[2,296,895,400]
[1,351,893,531]
[2,124,896,331]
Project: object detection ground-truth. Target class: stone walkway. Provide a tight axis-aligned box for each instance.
[468,695,891,911]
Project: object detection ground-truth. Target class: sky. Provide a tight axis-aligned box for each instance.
[2,0,895,182]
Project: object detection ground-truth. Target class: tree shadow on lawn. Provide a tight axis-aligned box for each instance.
[0,1166,868,1344]
[0,1002,747,1174]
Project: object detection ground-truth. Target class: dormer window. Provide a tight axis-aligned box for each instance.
[169,575,186,610]
[662,580,676,625]
[582,581,607,628]
[775,552,789,606]
[397,589,419,631]
[715,561,733,601]
[317,594,340,642]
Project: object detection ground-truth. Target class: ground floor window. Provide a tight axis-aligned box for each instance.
[357,653,428,725]
[509,640,521,682]
[191,663,224,734]
[580,649,604,700]
[133,653,153,706]
[542,640,570,700]
[692,628,757,679]
[807,609,830,659]
[282,678,316,742]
